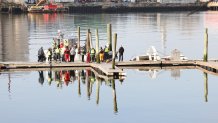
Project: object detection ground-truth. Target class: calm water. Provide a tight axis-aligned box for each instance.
[0,69,218,123]
[1,11,218,61]
[1,11,218,123]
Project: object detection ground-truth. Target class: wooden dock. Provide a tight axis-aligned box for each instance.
[1,60,218,76]
[0,62,126,77]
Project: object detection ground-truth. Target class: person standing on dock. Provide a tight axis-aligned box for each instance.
[118,45,124,61]
[81,46,86,62]
[55,45,61,62]
[90,48,96,62]
[104,46,109,61]
[38,47,45,62]
[99,47,104,62]
[64,46,70,62]
[64,39,69,47]
[70,46,76,62]
[47,48,52,63]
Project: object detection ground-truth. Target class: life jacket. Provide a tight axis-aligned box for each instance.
[64,40,69,47]
[47,50,51,56]
[55,48,60,54]
[91,48,95,55]
[64,49,70,54]
[104,47,109,53]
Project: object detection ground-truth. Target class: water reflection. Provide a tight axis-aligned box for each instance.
[204,72,208,102]
[36,68,121,113]
[1,68,216,114]
[140,68,181,79]
[0,14,29,61]
[38,71,44,85]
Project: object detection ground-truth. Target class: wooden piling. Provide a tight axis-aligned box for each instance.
[203,28,208,62]
[77,26,80,51]
[107,24,112,51]
[95,29,100,63]
[86,29,91,52]
[89,32,93,49]
[112,33,117,69]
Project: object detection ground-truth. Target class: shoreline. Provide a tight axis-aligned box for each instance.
[0,2,209,14]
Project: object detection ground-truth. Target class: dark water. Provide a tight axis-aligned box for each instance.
[1,11,218,123]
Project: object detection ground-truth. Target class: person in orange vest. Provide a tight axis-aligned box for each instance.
[64,46,70,62]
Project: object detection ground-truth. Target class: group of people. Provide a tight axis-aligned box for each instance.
[38,31,125,63]
[38,38,78,63]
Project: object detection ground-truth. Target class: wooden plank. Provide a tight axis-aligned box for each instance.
[2,60,218,77]
[116,61,195,66]
[196,61,218,70]
[0,62,126,76]
[1,62,91,68]
[196,66,218,76]
[91,63,125,76]
[118,66,196,70]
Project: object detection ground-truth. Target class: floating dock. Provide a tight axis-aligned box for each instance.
[0,62,126,77]
[1,60,218,76]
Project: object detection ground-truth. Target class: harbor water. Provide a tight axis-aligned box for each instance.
[0,11,218,123]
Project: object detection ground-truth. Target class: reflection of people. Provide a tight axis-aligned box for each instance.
[90,71,96,83]
[55,71,61,88]
[81,70,86,83]
[38,71,44,85]
[47,71,52,85]
[70,70,76,82]
[64,71,70,86]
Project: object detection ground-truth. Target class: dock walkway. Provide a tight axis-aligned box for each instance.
[1,60,218,76]
[0,62,125,76]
